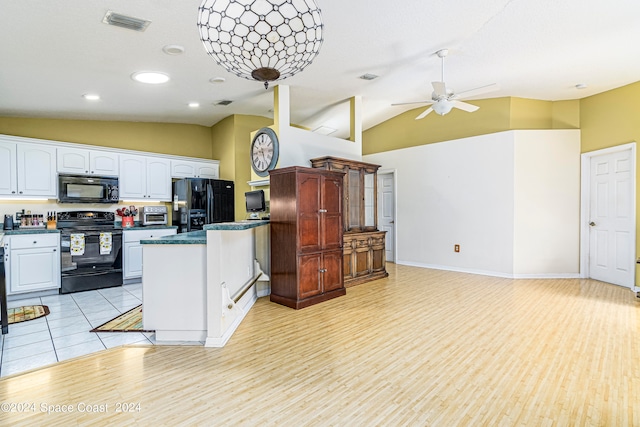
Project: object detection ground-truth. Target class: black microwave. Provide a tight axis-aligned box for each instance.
[58,174,119,204]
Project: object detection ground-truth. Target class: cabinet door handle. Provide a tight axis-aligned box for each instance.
[33,241,37,244]
[319,209,327,213]
[53,248,56,252]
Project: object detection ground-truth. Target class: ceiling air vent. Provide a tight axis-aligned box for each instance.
[215,100,233,106]
[103,11,151,32]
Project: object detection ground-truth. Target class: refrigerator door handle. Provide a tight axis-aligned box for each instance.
[207,182,214,224]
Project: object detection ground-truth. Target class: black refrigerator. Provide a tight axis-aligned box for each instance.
[172,179,234,233]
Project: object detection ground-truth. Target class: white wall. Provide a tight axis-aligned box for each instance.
[279,126,361,168]
[364,130,581,278]
[513,130,581,276]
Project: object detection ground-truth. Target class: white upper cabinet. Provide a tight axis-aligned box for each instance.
[119,154,171,201]
[17,144,57,197]
[0,139,56,197]
[57,147,119,176]
[0,140,17,195]
[171,159,219,179]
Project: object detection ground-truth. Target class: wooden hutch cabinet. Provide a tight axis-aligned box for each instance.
[310,156,388,287]
[269,166,346,309]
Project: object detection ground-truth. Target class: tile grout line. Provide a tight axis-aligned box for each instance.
[41,295,61,362]
[71,291,111,350]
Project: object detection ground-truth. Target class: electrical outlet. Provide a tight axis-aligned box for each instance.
[454,244,460,252]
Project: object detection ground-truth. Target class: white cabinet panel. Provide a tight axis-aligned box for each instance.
[123,228,176,282]
[90,151,119,176]
[120,155,146,198]
[171,159,219,179]
[5,233,61,295]
[58,147,119,176]
[120,154,171,201]
[0,141,17,195]
[146,158,172,200]
[57,148,87,173]
[0,140,57,197]
[15,143,57,197]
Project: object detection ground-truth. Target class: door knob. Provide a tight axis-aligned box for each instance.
[589,221,596,226]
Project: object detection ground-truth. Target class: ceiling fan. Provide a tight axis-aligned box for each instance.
[393,49,499,119]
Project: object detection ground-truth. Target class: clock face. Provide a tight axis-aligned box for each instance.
[251,128,279,177]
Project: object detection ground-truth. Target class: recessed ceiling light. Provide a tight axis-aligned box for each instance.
[575,83,588,89]
[359,73,379,81]
[188,102,200,108]
[131,71,170,84]
[83,94,100,101]
[163,45,185,55]
[209,77,226,84]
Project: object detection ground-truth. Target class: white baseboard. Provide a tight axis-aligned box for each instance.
[397,260,579,279]
[205,285,258,348]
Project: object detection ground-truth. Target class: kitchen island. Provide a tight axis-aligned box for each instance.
[141,221,269,346]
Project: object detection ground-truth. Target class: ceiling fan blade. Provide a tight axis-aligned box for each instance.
[391,100,432,106]
[415,107,434,120]
[452,100,479,112]
[432,81,447,97]
[454,83,499,99]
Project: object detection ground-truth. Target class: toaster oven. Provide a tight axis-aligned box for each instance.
[142,206,168,226]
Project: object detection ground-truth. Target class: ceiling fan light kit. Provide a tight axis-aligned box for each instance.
[432,99,453,115]
[392,48,498,119]
[197,0,324,89]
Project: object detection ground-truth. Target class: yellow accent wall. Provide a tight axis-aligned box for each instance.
[210,116,236,180]
[211,115,272,220]
[363,97,580,155]
[580,81,640,152]
[552,100,580,129]
[0,117,213,158]
[509,98,552,129]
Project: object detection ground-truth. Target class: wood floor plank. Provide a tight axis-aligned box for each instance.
[1,263,639,425]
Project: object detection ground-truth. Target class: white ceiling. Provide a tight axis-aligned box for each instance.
[1,0,639,139]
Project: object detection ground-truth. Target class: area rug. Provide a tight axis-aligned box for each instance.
[8,305,50,324]
[90,305,152,333]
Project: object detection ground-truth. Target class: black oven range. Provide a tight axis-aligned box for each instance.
[57,211,123,294]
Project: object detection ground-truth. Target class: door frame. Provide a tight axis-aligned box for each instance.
[377,168,397,263]
[579,142,637,291]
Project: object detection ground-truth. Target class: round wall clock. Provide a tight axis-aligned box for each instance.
[250,127,279,177]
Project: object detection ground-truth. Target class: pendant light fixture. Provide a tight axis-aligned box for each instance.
[197,0,324,89]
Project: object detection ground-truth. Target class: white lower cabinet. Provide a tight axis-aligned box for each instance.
[4,233,61,295]
[123,228,177,283]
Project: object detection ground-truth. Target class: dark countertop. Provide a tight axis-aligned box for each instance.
[203,220,269,231]
[141,230,206,245]
[118,224,178,231]
[140,221,269,245]
[2,228,60,235]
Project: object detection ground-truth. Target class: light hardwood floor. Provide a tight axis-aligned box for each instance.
[1,264,639,426]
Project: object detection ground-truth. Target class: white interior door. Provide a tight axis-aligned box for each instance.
[588,148,635,288]
[378,172,395,262]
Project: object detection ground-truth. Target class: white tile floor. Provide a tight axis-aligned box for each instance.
[0,285,156,378]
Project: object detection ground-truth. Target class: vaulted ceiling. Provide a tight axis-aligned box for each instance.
[1,0,639,139]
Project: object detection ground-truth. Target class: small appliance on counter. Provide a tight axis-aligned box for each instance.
[142,206,168,226]
[3,215,13,230]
